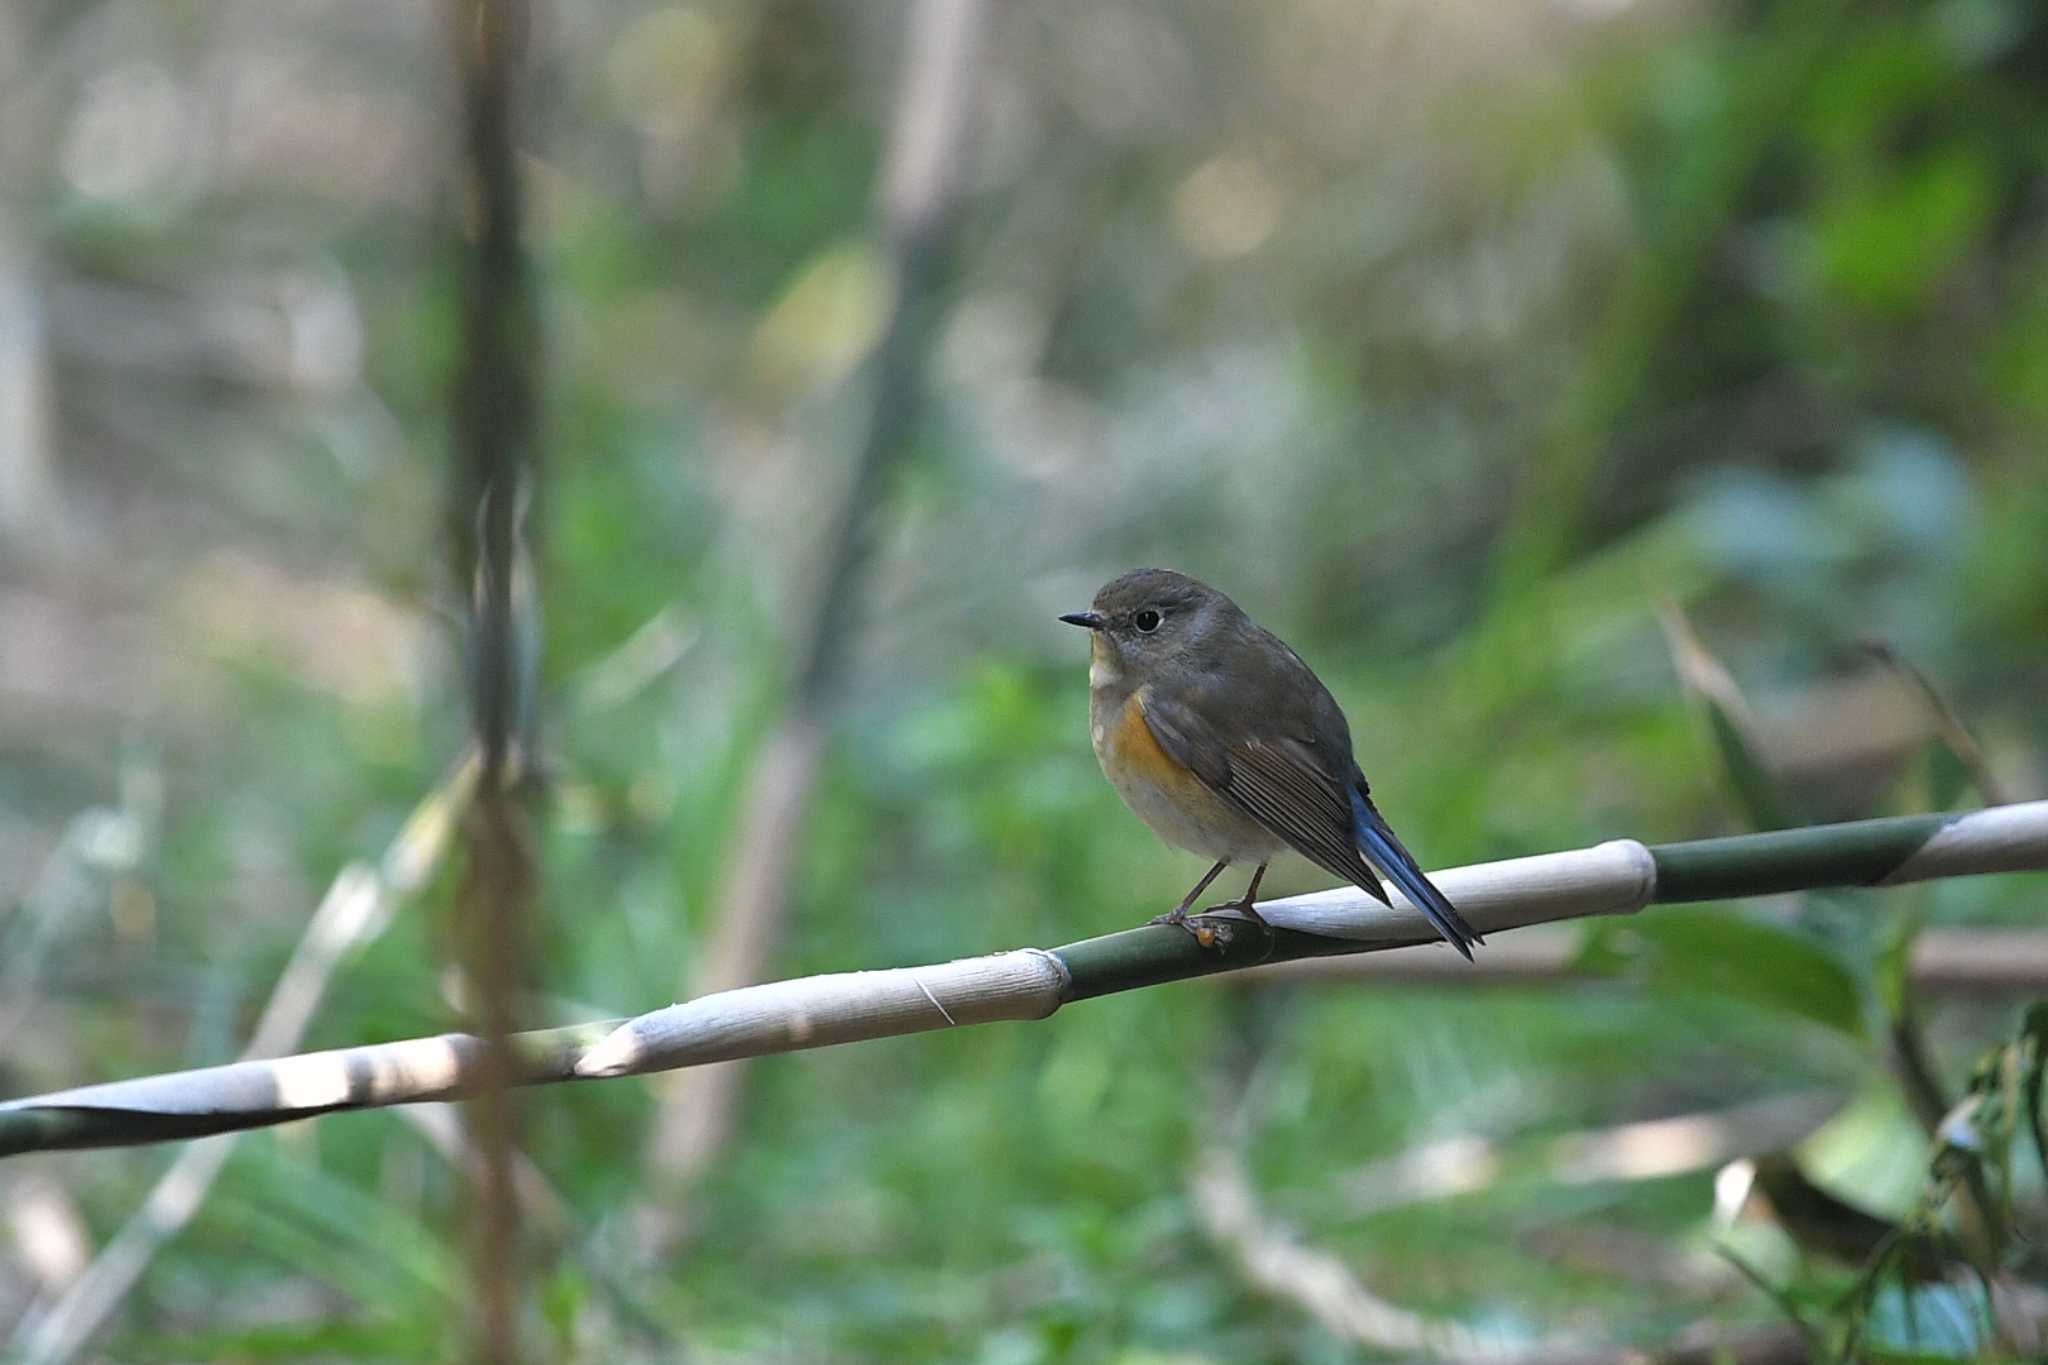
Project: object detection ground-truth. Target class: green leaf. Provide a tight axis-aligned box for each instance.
[1655,597,1803,831]
[110,1317,426,1362]
[1814,146,1997,316]
[2023,1004,2048,1189]
[1924,737,1973,811]
[1704,698,1801,832]
[1629,907,1866,1038]
[1872,907,1921,1020]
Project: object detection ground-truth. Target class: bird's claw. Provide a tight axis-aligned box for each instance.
[1156,911,1270,951]
[1152,903,1274,952]
[1150,906,1221,948]
[1205,900,1271,932]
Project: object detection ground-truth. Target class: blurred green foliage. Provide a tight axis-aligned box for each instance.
[3,0,2047,1359]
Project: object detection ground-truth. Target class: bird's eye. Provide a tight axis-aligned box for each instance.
[1134,608,1162,634]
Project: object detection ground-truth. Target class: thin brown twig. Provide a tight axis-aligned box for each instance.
[447,0,544,1355]
[1858,638,2010,807]
[640,0,992,1226]
[456,794,537,1364]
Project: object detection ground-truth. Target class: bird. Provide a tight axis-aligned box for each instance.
[1060,568,1481,958]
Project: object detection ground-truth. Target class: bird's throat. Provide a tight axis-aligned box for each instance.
[1086,633,1125,693]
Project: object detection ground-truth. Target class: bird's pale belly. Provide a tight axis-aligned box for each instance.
[1092,687,1280,863]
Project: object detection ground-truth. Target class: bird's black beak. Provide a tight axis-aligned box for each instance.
[1059,611,1106,630]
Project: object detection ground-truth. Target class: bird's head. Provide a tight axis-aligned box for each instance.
[1060,568,1232,687]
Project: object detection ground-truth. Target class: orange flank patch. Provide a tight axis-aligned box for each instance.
[1098,684,1271,860]
[1114,689,1201,791]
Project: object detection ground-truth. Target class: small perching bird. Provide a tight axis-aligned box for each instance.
[1061,568,1481,958]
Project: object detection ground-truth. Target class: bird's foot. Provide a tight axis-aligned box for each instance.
[1150,905,1227,949]
[1185,900,1276,955]
[1206,899,1271,933]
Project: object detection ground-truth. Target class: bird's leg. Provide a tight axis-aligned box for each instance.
[1207,862,1271,931]
[1150,860,1228,933]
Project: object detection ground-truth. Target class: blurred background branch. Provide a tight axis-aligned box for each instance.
[446,0,543,1359]
[0,211,57,552]
[641,0,991,1231]
[1190,1055,1813,1364]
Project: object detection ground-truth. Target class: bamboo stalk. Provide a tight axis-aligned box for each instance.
[446,0,542,1352]
[3,802,2045,1158]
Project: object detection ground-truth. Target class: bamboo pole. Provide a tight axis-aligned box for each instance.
[3,802,2045,1158]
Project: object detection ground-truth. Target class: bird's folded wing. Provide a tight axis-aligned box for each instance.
[1139,693,1390,905]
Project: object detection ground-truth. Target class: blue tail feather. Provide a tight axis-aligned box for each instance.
[1350,788,1481,961]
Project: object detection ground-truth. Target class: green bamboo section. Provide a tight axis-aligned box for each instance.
[1646,810,1953,903]
[1056,810,1976,1000]
[2,804,2040,1158]
[1054,921,1430,1002]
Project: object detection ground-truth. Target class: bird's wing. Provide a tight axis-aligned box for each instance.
[1140,691,1391,906]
